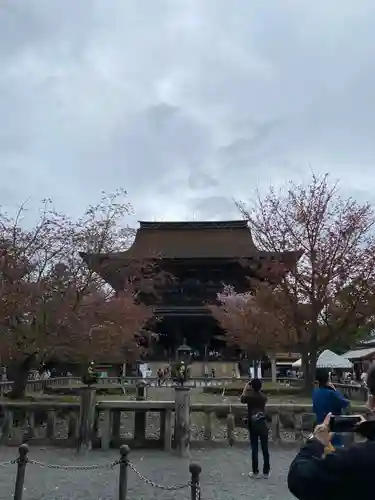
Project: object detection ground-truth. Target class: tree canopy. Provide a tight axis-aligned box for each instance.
[0,190,152,396]
[212,174,375,388]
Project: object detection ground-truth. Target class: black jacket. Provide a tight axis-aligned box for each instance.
[240,389,267,416]
[288,438,375,500]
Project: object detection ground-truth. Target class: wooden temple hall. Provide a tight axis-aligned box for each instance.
[81,220,301,360]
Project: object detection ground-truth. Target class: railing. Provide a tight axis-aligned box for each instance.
[1,376,367,401]
[2,444,202,500]
[0,399,367,449]
[0,377,83,396]
[0,375,303,396]
[335,383,368,402]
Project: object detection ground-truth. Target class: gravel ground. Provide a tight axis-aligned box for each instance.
[0,446,297,500]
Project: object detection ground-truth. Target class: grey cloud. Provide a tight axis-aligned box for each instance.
[1,0,375,222]
[189,196,238,220]
[188,172,218,190]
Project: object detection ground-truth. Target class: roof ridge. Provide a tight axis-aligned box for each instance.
[138,220,248,230]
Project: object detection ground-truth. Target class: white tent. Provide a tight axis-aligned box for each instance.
[292,350,353,370]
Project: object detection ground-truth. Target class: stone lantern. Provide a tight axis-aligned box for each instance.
[176,340,193,363]
[173,339,192,385]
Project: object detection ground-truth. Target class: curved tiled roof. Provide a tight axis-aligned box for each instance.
[124,220,257,259]
[80,220,303,282]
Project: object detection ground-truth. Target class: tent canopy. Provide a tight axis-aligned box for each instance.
[342,347,375,360]
[292,350,353,370]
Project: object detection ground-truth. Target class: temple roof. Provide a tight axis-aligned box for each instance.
[80,220,303,288]
[82,220,259,261]
[81,219,302,263]
[125,220,258,259]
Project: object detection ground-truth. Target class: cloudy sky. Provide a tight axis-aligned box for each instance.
[1,1,375,225]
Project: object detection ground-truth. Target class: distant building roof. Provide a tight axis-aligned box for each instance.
[342,347,375,360]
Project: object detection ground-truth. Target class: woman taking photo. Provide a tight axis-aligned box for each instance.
[241,378,270,478]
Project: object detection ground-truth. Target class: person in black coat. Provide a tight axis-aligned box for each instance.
[287,363,375,500]
[241,378,270,478]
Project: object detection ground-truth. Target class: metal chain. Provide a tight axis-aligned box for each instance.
[0,459,17,467]
[128,461,191,491]
[2,456,201,496]
[27,459,120,471]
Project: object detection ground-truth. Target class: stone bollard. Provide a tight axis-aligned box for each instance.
[13,443,29,500]
[189,463,202,500]
[174,386,191,457]
[118,445,130,500]
[77,386,96,452]
[134,381,147,445]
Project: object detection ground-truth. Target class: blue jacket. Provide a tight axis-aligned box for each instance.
[312,386,349,424]
[312,386,349,447]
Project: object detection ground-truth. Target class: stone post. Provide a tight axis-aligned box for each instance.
[174,386,191,457]
[134,380,147,445]
[77,386,96,452]
[118,445,130,500]
[13,444,29,500]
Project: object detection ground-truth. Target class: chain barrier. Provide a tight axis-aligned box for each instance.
[7,445,202,500]
[25,457,196,492]
[26,459,120,471]
[0,459,17,467]
[127,461,191,491]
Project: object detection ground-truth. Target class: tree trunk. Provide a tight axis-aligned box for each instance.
[302,350,317,395]
[6,353,38,400]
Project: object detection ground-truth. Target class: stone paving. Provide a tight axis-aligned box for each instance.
[0,446,296,500]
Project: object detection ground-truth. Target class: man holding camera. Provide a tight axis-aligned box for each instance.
[288,364,375,500]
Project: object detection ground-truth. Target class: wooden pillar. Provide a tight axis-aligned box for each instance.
[78,386,96,452]
[174,386,191,457]
[270,355,277,383]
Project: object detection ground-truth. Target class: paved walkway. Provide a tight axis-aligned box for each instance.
[0,446,296,500]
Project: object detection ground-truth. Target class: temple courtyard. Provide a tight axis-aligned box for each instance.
[0,446,296,500]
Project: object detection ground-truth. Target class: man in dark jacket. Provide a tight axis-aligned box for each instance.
[288,364,375,500]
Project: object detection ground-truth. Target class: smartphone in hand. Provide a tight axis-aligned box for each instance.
[329,415,362,433]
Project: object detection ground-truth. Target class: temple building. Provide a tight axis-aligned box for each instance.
[81,221,301,371]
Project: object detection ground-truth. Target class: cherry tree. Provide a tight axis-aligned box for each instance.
[215,174,375,390]
[0,190,152,398]
[211,284,299,381]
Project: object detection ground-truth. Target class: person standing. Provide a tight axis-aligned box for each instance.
[287,364,375,500]
[313,369,349,448]
[361,371,368,387]
[241,378,270,478]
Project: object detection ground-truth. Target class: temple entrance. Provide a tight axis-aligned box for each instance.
[151,314,226,361]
